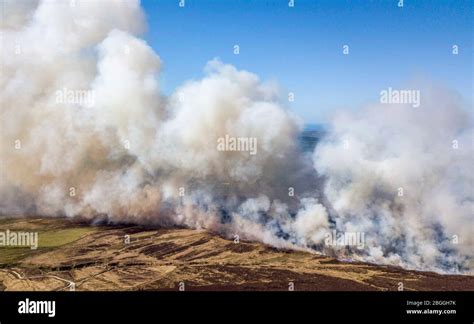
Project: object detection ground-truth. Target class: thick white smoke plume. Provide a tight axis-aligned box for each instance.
[1,0,472,273]
[314,89,473,271]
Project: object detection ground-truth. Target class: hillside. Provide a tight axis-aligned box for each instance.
[0,217,472,291]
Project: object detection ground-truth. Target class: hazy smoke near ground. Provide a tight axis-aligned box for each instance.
[313,90,473,271]
[1,0,472,273]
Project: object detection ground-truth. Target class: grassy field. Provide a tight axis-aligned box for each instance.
[0,219,96,265]
[38,228,97,247]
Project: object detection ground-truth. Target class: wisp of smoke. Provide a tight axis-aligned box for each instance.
[1,0,472,273]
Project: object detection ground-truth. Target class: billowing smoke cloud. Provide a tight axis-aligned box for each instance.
[1,0,472,273]
[314,89,473,271]
[0,0,311,238]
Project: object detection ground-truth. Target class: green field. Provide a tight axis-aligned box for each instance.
[0,220,96,265]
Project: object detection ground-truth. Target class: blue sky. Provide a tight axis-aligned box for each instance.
[141,0,472,123]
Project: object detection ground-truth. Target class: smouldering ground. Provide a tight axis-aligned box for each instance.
[0,217,473,291]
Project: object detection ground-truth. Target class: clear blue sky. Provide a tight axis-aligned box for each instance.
[141,0,472,123]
